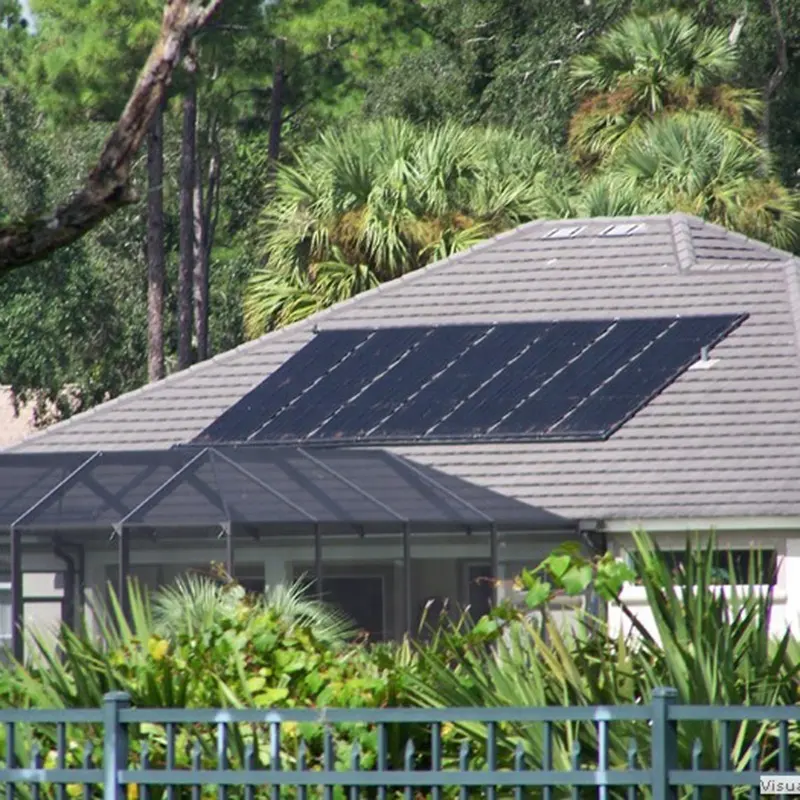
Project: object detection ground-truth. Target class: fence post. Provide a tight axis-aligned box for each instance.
[103,691,131,800]
[651,687,678,800]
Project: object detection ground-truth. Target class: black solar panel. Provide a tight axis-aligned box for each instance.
[197,314,747,446]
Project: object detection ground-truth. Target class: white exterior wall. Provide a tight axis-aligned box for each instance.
[606,529,798,641]
[0,571,64,648]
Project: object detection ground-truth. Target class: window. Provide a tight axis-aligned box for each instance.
[233,566,266,596]
[464,563,494,619]
[321,576,385,640]
[660,549,777,586]
[294,567,389,641]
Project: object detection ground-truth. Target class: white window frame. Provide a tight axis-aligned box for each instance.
[0,581,11,648]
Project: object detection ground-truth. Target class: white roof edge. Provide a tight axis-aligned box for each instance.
[603,516,800,533]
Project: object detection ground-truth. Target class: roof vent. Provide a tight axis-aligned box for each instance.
[600,223,644,237]
[688,345,718,370]
[544,225,584,239]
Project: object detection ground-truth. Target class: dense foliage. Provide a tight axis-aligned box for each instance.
[244,119,569,333]
[0,536,798,797]
[1,0,800,417]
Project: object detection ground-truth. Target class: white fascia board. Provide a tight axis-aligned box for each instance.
[602,517,800,534]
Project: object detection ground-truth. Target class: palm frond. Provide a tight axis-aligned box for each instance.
[262,578,358,643]
[245,120,563,336]
[600,111,800,247]
[569,10,751,163]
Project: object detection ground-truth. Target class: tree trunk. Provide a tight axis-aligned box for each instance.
[267,37,286,171]
[146,103,166,382]
[759,0,789,149]
[0,0,225,272]
[192,142,209,363]
[204,132,221,259]
[204,142,222,259]
[177,54,197,371]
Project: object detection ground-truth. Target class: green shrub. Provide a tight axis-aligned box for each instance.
[2,535,799,799]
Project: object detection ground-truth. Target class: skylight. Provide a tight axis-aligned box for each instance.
[545,225,584,239]
[600,223,645,237]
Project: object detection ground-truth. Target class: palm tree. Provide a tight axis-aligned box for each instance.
[569,10,761,164]
[585,111,800,248]
[243,118,567,336]
[152,572,357,643]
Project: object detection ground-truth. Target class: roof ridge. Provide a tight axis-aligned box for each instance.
[669,213,696,271]
[782,260,800,376]
[682,214,799,263]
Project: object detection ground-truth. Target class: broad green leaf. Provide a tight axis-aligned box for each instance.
[246,675,266,693]
[255,687,290,707]
[525,580,552,609]
[544,554,572,580]
[560,564,593,595]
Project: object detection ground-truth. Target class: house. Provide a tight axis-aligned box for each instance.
[3,213,800,653]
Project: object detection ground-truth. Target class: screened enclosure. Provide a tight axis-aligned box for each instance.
[0,445,573,659]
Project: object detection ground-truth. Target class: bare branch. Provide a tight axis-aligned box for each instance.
[0,0,225,273]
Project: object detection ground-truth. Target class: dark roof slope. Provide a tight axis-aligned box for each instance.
[0,447,568,533]
[9,214,800,520]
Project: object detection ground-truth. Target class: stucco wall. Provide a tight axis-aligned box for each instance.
[606,530,797,640]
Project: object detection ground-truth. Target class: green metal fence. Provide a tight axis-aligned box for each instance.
[0,689,798,800]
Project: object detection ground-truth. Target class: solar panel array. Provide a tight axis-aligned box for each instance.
[198,315,746,446]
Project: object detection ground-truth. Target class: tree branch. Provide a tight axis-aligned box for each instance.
[0,0,225,273]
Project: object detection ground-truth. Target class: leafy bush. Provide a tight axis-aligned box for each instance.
[405,533,800,778]
[2,535,799,799]
[0,576,419,799]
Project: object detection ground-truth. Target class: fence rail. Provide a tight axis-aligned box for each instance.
[0,688,798,800]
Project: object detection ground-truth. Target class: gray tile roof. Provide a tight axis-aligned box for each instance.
[9,214,800,521]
